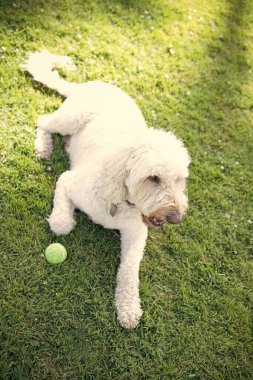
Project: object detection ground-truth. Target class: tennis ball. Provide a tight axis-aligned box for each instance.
[45,243,67,264]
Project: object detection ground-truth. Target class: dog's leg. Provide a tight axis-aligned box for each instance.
[35,99,83,159]
[48,171,76,235]
[35,128,53,159]
[37,98,82,136]
[116,223,148,329]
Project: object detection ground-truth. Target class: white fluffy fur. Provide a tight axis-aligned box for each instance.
[24,51,191,329]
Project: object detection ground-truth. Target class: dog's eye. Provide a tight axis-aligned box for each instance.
[148,175,161,184]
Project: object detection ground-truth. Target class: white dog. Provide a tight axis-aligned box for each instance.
[24,51,191,329]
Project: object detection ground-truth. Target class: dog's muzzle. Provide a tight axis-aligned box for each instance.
[143,210,183,228]
[165,211,182,224]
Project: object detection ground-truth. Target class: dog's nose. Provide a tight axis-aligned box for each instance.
[166,211,182,224]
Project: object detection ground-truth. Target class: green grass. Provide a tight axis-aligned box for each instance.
[1,0,253,378]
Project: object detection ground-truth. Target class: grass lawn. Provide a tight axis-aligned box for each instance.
[1,0,253,378]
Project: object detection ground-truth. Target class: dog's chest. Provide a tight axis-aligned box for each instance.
[69,182,140,229]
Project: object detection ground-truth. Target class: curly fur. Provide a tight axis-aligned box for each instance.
[24,51,191,329]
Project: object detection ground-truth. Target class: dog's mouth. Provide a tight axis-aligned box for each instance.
[142,215,164,228]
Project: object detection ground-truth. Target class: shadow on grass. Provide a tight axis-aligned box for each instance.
[182,0,251,140]
[0,0,174,28]
[181,0,253,218]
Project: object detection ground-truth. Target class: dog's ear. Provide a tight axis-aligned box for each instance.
[102,147,132,208]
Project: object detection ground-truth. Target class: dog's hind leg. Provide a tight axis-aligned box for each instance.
[37,92,85,136]
[35,97,84,159]
[35,128,53,159]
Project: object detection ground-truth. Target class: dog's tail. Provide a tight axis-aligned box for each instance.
[23,51,78,97]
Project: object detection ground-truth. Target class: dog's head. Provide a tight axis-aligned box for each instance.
[124,128,191,227]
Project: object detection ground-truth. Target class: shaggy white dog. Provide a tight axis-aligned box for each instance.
[24,51,191,329]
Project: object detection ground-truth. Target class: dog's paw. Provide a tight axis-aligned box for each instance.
[35,129,52,159]
[35,146,52,160]
[117,303,143,329]
[48,211,76,236]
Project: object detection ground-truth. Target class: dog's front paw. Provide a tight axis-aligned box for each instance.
[117,301,143,329]
[48,211,76,236]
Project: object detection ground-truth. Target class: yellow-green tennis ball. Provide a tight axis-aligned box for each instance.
[45,243,67,264]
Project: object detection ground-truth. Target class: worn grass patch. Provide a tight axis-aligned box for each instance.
[0,0,253,379]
